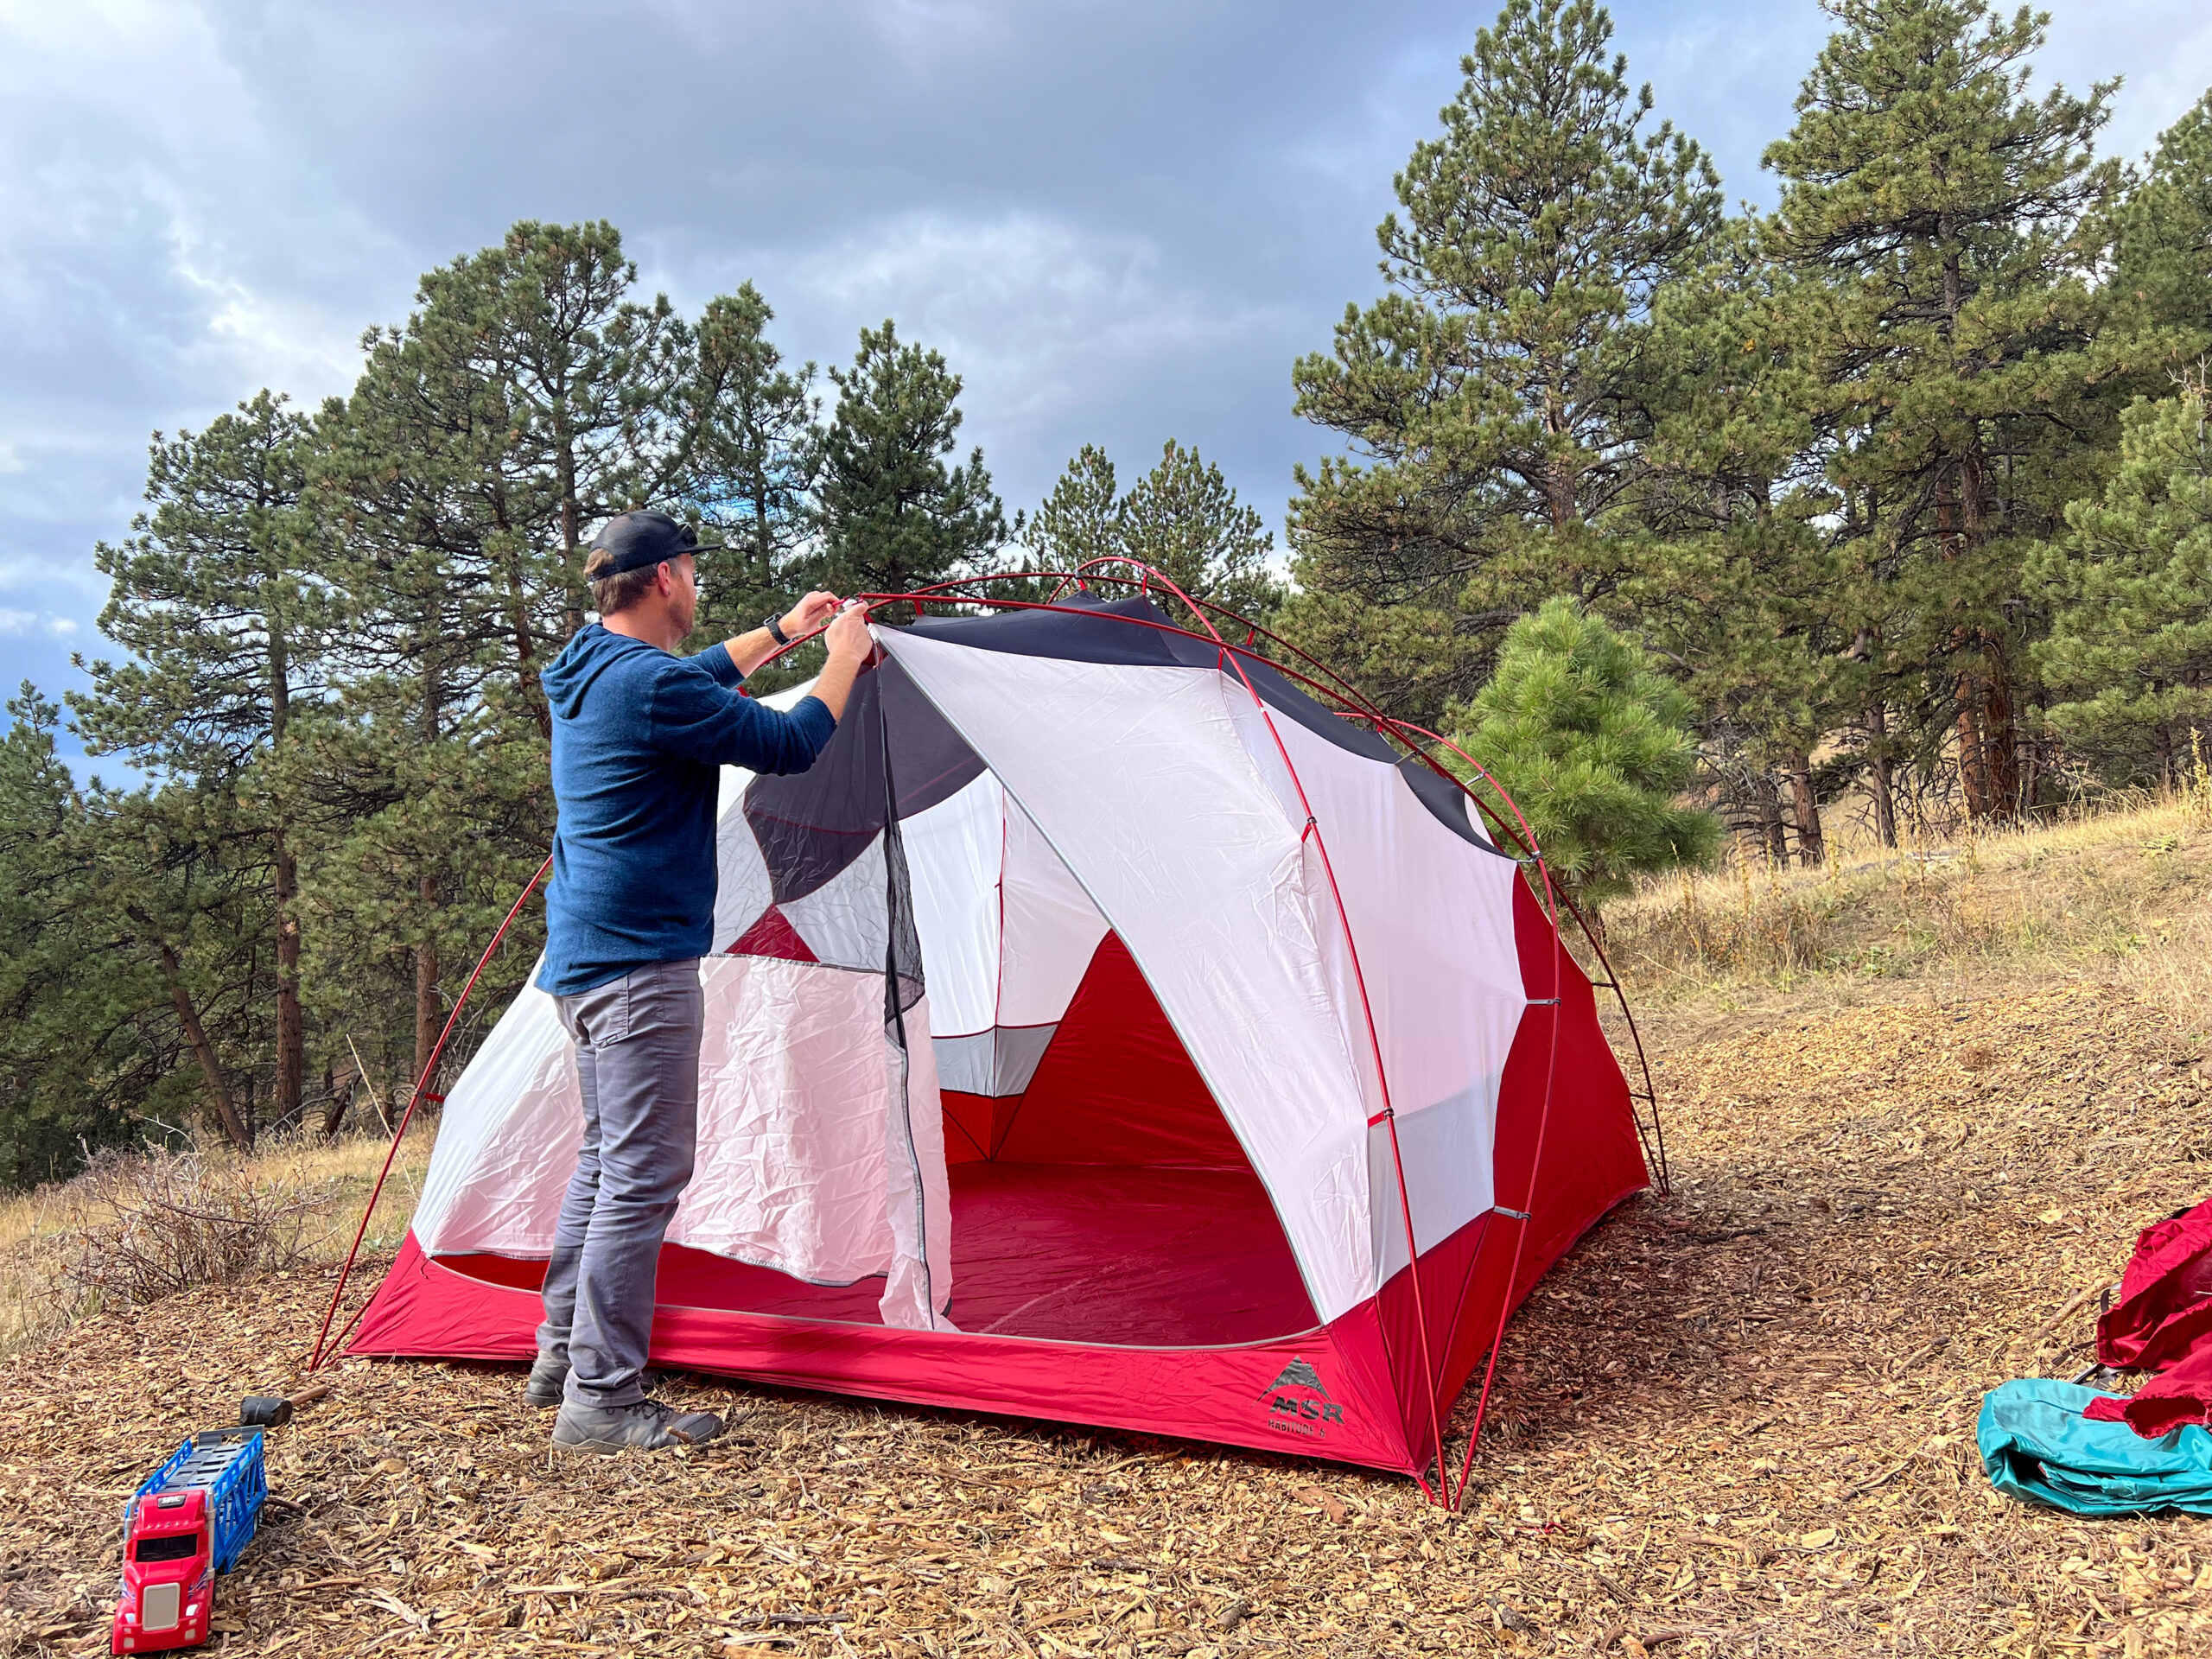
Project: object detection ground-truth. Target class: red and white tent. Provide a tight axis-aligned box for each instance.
[349,589,1656,1491]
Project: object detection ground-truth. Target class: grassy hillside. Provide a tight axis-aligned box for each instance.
[1603,791,2212,1044]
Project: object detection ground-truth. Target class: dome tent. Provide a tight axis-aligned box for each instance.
[341,581,1657,1497]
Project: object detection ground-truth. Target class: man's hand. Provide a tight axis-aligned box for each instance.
[780,591,841,641]
[810,602,874,721]
[823,602,871,664]
[724,592,850,678]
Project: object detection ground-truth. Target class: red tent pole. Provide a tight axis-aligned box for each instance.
[1369,721,1570,1511]
[304,854,553,1371]
[1058,557,1454,1501]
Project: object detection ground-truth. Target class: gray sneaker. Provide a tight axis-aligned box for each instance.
[524,1352,569,1408]
[551,1397,726,1455]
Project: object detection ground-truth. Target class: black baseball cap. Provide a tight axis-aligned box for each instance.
[588,510,722,576]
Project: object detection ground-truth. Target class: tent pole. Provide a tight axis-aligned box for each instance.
[304,853,553,1371]
[1372,723,1573,1510]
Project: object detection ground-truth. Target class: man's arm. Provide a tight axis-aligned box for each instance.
[724,590,841,678]
[653,603,876,772]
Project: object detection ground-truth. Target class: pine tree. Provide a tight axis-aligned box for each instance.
[1764,0,2120,821]
[1116,441,1284,623]
[1028,446,1121,570]
[302,360,551,1092]
[72,391,320,1128]
[1286,0,1721,720]
[680,283,820,655]
[0,690,178,1179]
[2106,91,2212,368]
[345,220,694,728]
[1026,441,1284,626]
[1629,218,1860,862]
[302,221,733,1086]
[812,321,1007,595]
[2032,379,2212,783]
[1449,597,1719,911]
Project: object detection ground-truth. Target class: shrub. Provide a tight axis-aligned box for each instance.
[58,1145,335,1308]
[1448,597,1720,912]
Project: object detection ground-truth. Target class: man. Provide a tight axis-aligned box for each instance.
[531,509,873,1454]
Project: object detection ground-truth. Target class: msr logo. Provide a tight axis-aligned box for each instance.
[1262,1357,1345,1440]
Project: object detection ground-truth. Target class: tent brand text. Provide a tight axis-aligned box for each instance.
[1262,1358,1345,1439]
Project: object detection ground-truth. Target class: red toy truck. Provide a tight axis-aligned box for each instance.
[111,1427,265,1654]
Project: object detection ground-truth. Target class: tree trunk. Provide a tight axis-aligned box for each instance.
[413,873,442,1092]
[1937,462,1993,820]
[493,490,550,740]
[156,940,251,1150]
[273,830,303,1126]
[1936,238,2005,823]
[1961,452,2018,819]
[558,423,585,639]
[266,611,304,1127]
[412,654,445,1093]
[321,1062,351,1140]
[1866,702,1898,849]
[1789,761,1826,868]
[1981,654,2020,817]
[1754,771,1789,866]
[1955,671,1992,821]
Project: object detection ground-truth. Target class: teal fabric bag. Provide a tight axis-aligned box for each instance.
[1979,1378,2212,1515]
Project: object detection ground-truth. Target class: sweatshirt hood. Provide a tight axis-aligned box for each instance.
[541,624,658,721]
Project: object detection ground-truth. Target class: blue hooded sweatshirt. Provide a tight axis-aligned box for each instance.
[537,625,836,995]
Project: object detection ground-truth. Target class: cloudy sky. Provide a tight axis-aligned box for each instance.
[4,0,2209,770]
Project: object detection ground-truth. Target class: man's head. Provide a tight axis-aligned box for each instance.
[585,512,717,645]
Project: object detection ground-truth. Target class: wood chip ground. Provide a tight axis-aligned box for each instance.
[6,983,2212,1656]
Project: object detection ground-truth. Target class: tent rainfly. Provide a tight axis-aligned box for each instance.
[346,587,1656,1493]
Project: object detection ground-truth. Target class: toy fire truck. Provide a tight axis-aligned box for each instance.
[111,1427,266,1654]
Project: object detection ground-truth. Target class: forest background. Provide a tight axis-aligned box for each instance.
[2,0,2209,1185]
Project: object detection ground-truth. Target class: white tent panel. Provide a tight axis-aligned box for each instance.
[996,788,1110,1029]
[901,770,1110,1095]
[900,773,1003,1039]
[878,629,1377,1322]
[683,956,952,1329]
[410,953,951,1331]
[412,970,578,1256]
[1233,707,1528,1280]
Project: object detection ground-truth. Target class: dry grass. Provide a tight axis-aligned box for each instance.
[1604,790,2212,1043]
[0,1128,431,1353]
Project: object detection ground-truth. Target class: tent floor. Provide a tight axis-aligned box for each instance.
[442,1162,1319,1349]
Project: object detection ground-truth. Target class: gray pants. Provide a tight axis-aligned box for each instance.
[537,958,703,1408]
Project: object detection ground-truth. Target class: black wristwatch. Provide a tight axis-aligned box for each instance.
[763,613,791,646]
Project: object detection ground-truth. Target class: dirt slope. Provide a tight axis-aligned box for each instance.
[5,984,2211,1658]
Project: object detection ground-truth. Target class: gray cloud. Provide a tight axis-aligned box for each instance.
[3,0,2206,768]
